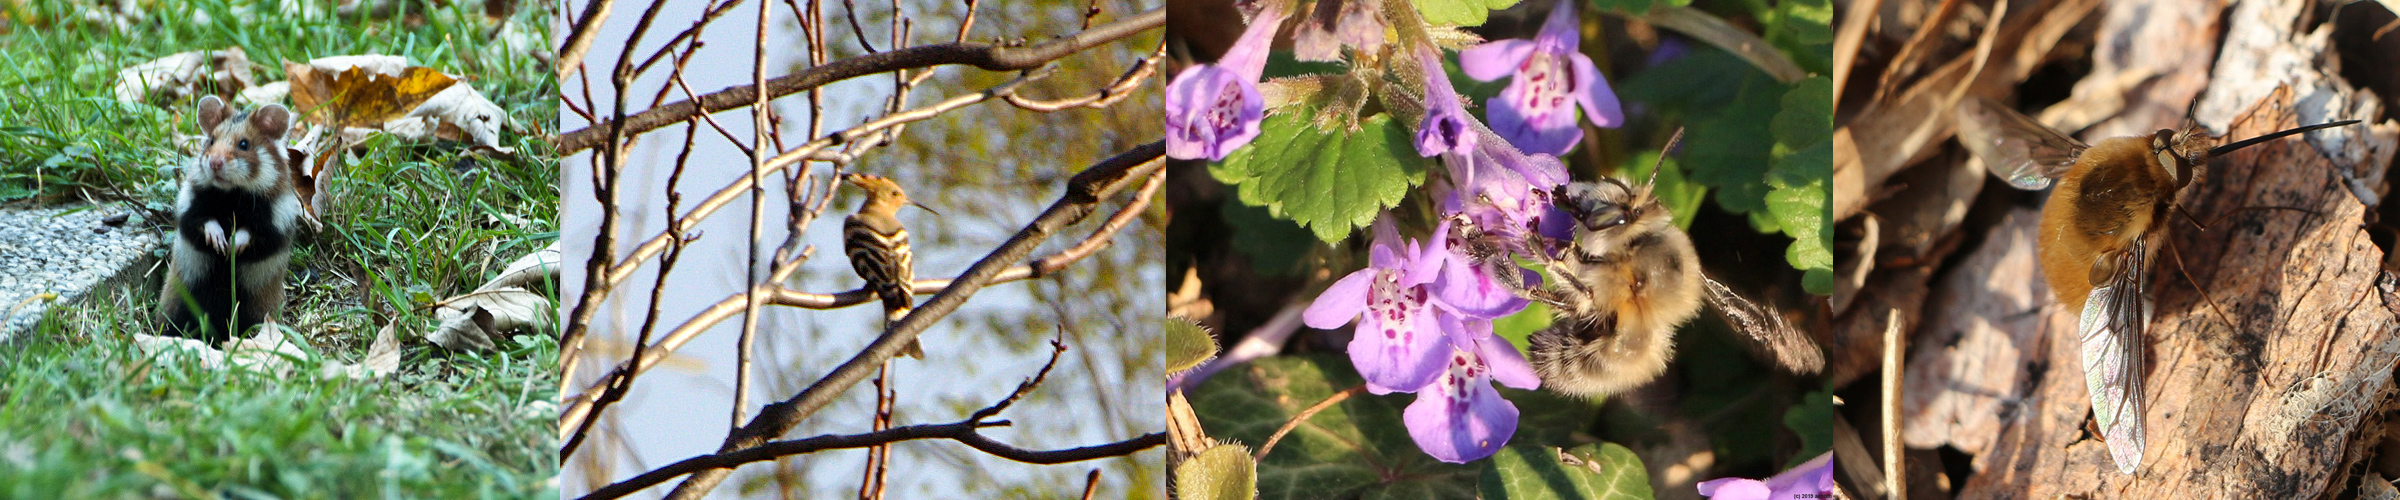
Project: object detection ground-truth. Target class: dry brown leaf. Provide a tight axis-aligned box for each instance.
[284,61,457,129]
[425,243,558,351]
[389,82,507,151]
[113,47,256,105]
[321,319,404,379]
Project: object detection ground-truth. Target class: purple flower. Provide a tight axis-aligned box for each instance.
[1440,143,1567,246]
[1415,43,1473,157]
[1422,137,1574,317]
[1304,217,1456,393]
[1458,3,1623,155]
[1165,6,1287,161]
[1402,328,1539,463]
[1697,452,1835,500]
[1294,0,1386,62]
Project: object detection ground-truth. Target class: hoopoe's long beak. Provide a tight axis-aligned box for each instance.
[911,201,940,217]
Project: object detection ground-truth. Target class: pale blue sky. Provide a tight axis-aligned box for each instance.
[556,0,1163,497]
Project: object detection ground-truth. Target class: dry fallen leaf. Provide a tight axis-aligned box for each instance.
[128,323,395,380]
[285,62,457,129]
[425,243,558,350]
[113,47,256,105]
[273,55,516,226]
[321,319,403,379]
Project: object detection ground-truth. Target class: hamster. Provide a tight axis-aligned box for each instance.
[156,95,301,344]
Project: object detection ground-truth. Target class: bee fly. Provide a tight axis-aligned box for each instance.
[1452,130,1827,399]
[1953,95,2358,473]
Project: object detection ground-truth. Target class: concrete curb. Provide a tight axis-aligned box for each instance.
[0,204,163,343]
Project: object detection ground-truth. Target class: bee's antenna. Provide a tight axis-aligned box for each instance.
[1644,127,1685,195]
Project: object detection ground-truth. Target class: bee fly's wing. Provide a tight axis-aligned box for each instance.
[1699,277,1824,374]
[2078,242,2151,474]
[1955,97,2089,190]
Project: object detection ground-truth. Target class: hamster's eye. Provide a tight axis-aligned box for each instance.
[237,139,250,151]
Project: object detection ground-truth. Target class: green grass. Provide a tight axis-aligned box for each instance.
[0,1,558,498]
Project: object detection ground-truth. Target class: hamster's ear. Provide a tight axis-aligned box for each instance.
[198,96,229,133]
[250,104,292,139]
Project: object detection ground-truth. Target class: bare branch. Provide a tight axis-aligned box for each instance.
[558,143,1165,447]
[580,330,1154,500]
[555,7,1164,154]
[1004,44,1164,112]
[557,0,618,80]
[581,424,1165,499]
[659,142,1164,498]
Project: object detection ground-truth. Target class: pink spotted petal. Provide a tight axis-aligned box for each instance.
[1459,39,1536,81]
[1484,88,1583,156]
[1348,301,1447,393]
[1302,269,1376,329]
[1533,1,1580,51]
[1474,332,1540,390]
[1570,55,1623,128]
[1763,452,1835,496]
[1402,359,1518,463]
[1221,6,1287,82]
[1696,478,1772,500]
[1430,258,1531,319]
[1162,65,1264,160]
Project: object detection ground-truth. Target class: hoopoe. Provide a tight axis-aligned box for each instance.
[842,173,926,359]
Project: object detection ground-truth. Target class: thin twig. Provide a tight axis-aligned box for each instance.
[1882,308,1904,498]
[555,8,1164,153]
[659,143,1164,499]
[1254,384,1369,462]
[557,160,1162,438]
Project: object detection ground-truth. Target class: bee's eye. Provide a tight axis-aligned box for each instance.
[237,139,250,151]
[1584,206,1628,231]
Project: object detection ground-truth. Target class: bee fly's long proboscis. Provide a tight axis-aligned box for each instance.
[1952,95,2360,474]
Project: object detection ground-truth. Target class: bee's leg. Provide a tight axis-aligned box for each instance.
[1474,256,1571,308]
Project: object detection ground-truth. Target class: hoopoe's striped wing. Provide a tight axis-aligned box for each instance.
[843,214,914,311]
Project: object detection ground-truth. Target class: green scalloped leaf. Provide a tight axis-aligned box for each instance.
[1418,0,1524,27]
[1587,0,1689,15]
[1766,77,1833,294]
[1168,318,1221,376]
[1223,198,1318,276]
[1784,391,1836,468]
[1186,355,1477,499]
[1478,442,1653,499]
[1769,0,1834,74]
[1176,443,1261,500]
[1210,109,1431,243]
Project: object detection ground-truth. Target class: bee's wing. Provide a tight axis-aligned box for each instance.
[2078,242,2152,474]
[1955,97,2089,190]
[1700,277,1824,374]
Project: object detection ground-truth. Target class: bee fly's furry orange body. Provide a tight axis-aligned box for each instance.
[1955,95,2358,474]
[2035,135,2175,310]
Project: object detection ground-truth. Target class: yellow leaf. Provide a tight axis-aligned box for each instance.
[284,62,458,129]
